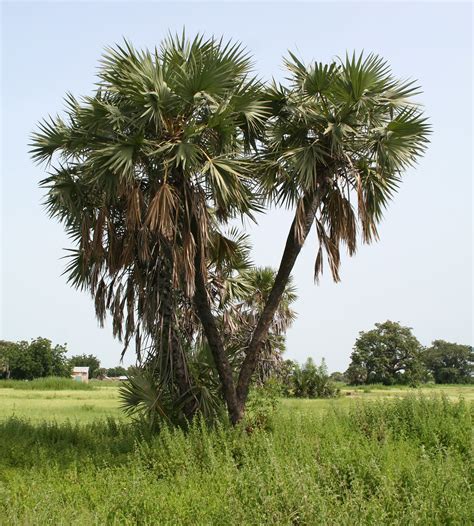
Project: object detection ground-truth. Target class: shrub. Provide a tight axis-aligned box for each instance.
[291,358,340,398]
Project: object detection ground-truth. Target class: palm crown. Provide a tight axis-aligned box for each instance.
[262,52,430,280]
[32,35,268,352]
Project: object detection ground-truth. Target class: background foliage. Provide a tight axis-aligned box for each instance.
[345,321,472,386]
[0,338,70,380]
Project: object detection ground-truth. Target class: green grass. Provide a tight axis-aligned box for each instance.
[0,382,472,424]
[0,387,123,423]
[341,383,474,401]
[0,376,95,390]
[0,394,472,525]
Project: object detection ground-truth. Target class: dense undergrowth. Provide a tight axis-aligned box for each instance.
[0,395,472,525]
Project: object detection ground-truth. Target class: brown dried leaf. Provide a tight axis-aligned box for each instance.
[146,183,177,240]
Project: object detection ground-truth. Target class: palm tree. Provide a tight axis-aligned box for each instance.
[32,36,430,424]
[223,267,297,383]
[234,53,430,411]
[31,34,268,422]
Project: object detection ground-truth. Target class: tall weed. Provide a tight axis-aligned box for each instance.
[0,395,471,525]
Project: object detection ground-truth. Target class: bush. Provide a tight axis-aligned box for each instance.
[244,382,281,432]
[290,358,340,398]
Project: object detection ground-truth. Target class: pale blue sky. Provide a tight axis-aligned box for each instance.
[1,1,472,369]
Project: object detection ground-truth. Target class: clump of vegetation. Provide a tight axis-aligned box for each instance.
[346,321,426,386]
[423,340,473,384]
[244,382,281,432]
[0,396,471,524]
[278,358,340,398]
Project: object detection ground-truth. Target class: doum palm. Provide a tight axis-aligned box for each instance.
[32,34,430,424]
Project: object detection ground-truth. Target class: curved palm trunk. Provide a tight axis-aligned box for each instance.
[235,190,321,413]
[191,185,324,424]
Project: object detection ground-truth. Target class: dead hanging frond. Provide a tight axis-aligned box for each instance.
[127,185,143,230]
[293,187,322,245]
[312,176,361,283]
[188,190,210,282]
[356,170,379,243]
[94,278,107,327]
[294,198,307,244]
[325,183,357,256]
[90,261,102,292]
[91,207,106,257]
[315,219,341,283]
[314,246,324,280]
[182,231,196,297]
[146,183,177,240]
[80,215,91,261]
[137,226,150,262]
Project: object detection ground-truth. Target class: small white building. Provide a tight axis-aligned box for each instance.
[72,366,89,383]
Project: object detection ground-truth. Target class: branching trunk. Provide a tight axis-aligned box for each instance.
[235,190,321,413]
[191,182,325,425]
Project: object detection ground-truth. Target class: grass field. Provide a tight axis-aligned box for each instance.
[0,382,123,423]
[0,381,472,423]
[0,383,472,524]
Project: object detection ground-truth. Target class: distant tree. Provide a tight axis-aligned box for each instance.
[346,321,426,386]
[0,340,17,378]
[345,361,368,385]
[69,354,101,378]
[423,340,473,384]
[1,338,70,380]
[278,359,298,395]
[106,366,128,377]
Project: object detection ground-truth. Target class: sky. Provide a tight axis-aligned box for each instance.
[1,1,472,370]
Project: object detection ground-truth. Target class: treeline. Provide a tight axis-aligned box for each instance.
[2,321,471,390]
[0,339,129,380]
[263,321,472,394]
[340,321,473,386]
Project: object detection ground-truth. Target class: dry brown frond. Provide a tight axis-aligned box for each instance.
[127,186,143,230]
[183,231,196,297]
[146,184,177,240]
